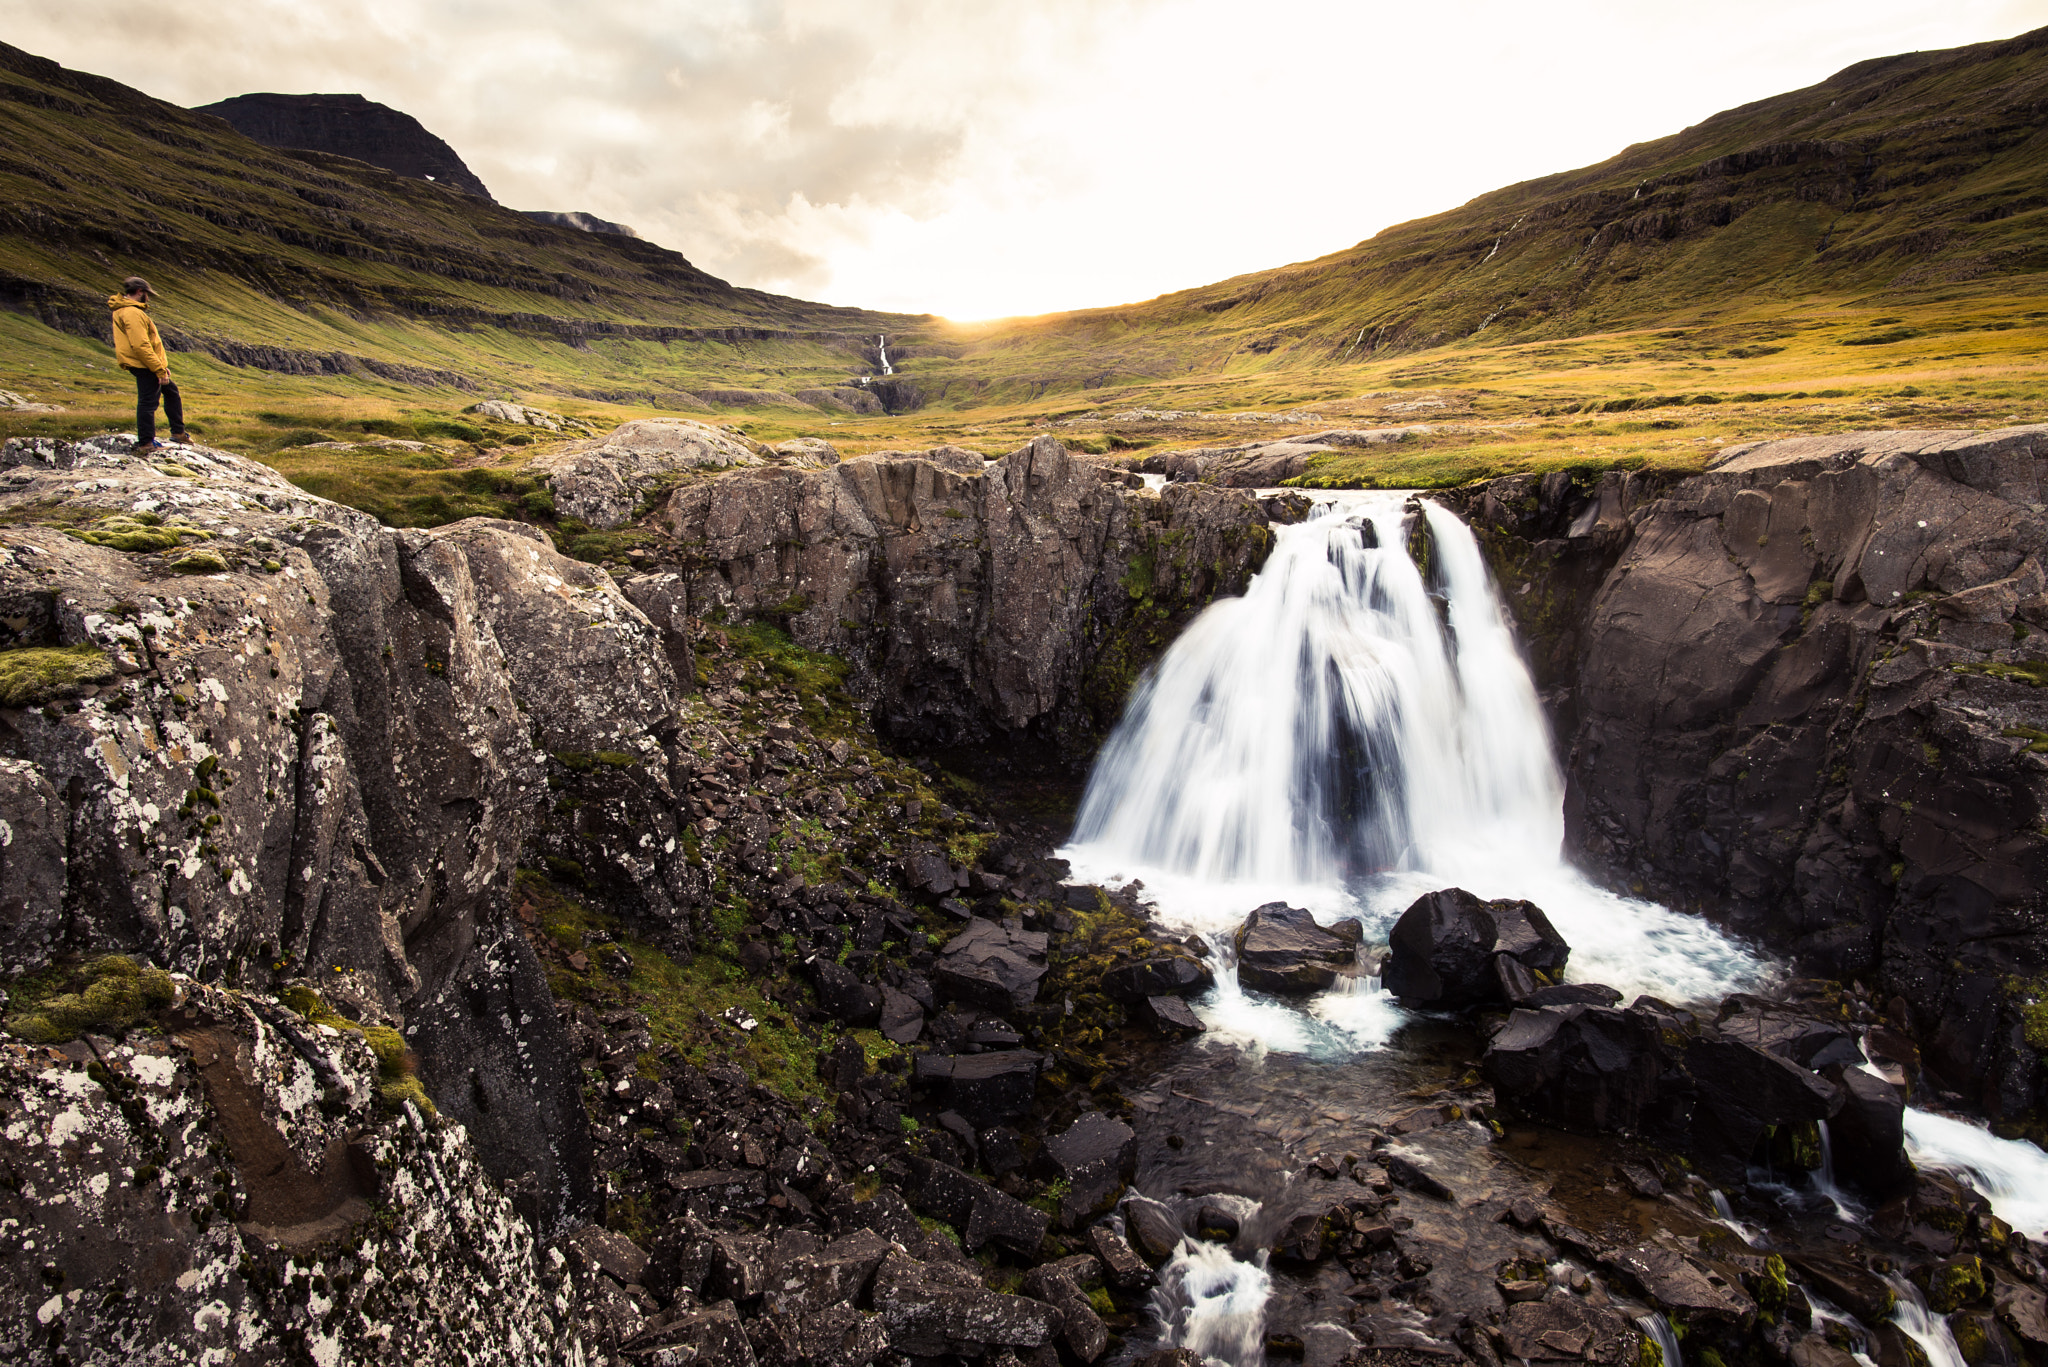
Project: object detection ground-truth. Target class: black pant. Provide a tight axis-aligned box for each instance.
[126,367,184,444]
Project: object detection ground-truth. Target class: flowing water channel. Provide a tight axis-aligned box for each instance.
[1055,491,2048,1365]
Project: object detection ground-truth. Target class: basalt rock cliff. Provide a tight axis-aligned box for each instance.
[1453,424,2048,1125]
[0,430,1276,1362]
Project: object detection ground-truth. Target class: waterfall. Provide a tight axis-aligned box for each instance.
[876,334,893,375]
[1153,1238,1271,1367]
[1063,492,1767,1006]
[1884,1276,1971,1367]
[1636,1313,1684,1367]
[1902,1108,2048,1238]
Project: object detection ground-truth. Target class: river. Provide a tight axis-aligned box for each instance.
[1055,491,2046,1367]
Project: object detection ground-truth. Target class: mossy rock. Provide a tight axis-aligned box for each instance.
[1923,1256,1985,1314]
[0,643,116,707]
[167,550,229,575]
[4,955,175,1043]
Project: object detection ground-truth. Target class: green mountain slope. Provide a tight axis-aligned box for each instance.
[913,24,2048,400]
[0,42,926,400]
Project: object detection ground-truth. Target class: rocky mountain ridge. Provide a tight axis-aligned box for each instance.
[196,92,497,200]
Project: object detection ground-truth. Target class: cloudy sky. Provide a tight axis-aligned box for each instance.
[8,0,2046,318]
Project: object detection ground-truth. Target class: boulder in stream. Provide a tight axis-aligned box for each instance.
[1382,887,1570,1008]
[1041,1112,1138,1227]
[1232,903,1363,994]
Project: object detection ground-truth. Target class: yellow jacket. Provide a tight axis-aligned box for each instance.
[107,296,169,376]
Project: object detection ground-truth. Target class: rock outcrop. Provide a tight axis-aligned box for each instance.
[1138,428,1435,487]
[1232,902,1364,994]
[0,979,581,1363]
[530,418,766,528]
[196,92,495,199]
[660,435,1280,746]
[1382,887,1570,1007]
[1458,425,2048,1123]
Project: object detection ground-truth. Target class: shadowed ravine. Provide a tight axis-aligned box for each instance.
[1059,494,2048,1367]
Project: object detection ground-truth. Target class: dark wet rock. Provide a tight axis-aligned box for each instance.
[1788,1336,1862,1367]
[912,1050,1043,1126]
[1234,902,1362,994]
[1607,1245,1757,1325]
[1103,955,1215,1001]
[1822,1066,1913,1194]
[1134,1350,1206,1367]
[1992,1269,2048,1353]
[0,758,64,969]
[1499,1299,1643,1364]
[1381,1154,1456,1203]
[1686,1034,1842,1161]
[1461,425,2048,1123]
[807,958,883,1027]
[1787,1254,1897,1325]
[1022,1263,1109,1363]
[1521,983,1624,1008]
[1483,999,1847,1176]
[1196,1202,1243,1242]
[1042,1112,1138,1227]
[624,1300,759,1366]
[871,1249,1058,1356]
[1125,1195,1184,1264]
[908,1157,1050,1257]
[981,1125,1027,1179]
[1382,888,1570,1009]
[748,1302,890,1367]
[1087,1225,1156,1291]
[878,985,925,1044]
[1142,994,1207,1034]
[1717,996,1863,1071]
[934,917,1050,1012]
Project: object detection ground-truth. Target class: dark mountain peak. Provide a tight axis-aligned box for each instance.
[522,210,640,239]
[195,91,495,201]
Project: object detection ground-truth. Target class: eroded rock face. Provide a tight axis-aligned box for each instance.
[661,436,1277,746]
[532,418,765,528]
[0,435,734,1228]
[0,980,577,1363]
[1460,425,2048,1122]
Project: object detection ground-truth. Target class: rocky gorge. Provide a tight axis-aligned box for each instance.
[1,418,2046,1367]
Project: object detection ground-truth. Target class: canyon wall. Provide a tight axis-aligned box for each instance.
[1458,425,2048,1121]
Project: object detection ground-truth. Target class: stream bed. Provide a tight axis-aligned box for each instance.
[1051,491,2048,1367]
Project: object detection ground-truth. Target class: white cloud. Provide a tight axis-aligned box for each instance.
[5,0,2045,317]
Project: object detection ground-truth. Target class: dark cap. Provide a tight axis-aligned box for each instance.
[121,276,151,299]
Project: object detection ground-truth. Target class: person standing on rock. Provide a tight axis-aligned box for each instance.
[107,276,189,452]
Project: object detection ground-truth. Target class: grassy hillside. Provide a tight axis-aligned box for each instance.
[0,27,2045,513]
[0,40,929,400]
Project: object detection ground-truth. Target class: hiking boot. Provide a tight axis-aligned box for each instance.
[133,440,164,454]
[169,431,191,445]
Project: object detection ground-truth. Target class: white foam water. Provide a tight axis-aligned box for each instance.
[1153,1237,1272,1367]
[1903,1107,2048,1239]
[1062,492,1769,1032]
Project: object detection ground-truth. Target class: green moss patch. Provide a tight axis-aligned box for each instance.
[276,985,436,1115]
[5,955,175,1043]
[0,643,116,707]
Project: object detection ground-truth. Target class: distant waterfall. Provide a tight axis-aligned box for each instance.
[1063,492,1767,1005]
[876,334,893,375]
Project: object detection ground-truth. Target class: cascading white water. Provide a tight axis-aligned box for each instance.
[1154,1238,1271,1367]
[1063,492,1768,1014]
[1885,1275,1971,1367]
[1902,1108,2048,1239]
[876,334,893,375]
[1636,1313,1685,1367]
